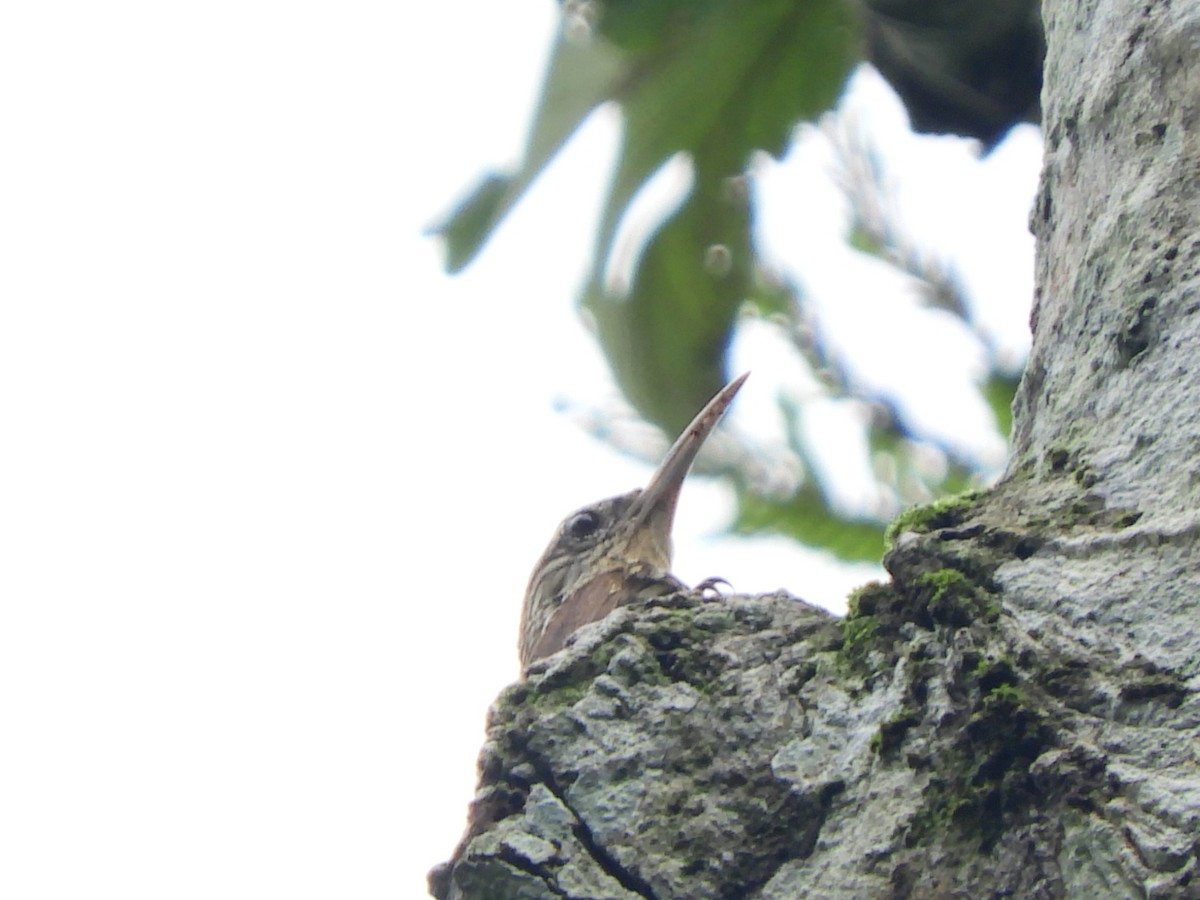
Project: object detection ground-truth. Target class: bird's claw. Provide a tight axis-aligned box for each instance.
[695,576,732,599]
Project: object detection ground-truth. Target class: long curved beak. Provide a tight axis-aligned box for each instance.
[623,372,749,562]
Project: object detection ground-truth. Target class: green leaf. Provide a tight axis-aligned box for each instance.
[437,0,859,425]
[593,0,859,259]
[587,0,858,427]
[982,373,1018,440]
[734,486,886,563]
[587,178,751,433]
[432,35,626,272]
[436,175,512,274]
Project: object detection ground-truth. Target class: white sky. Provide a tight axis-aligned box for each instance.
[0,3,1040,897]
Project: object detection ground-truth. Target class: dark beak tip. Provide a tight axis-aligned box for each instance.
[631,373,748,524]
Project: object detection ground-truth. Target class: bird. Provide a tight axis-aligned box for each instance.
[518,373,748,670]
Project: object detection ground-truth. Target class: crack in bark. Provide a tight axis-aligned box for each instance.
[523,745,658,900]
[495,844,569,898]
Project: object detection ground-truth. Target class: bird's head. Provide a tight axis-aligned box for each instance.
[519,373,748,668]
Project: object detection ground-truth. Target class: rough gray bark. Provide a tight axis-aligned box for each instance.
[430,0,1200,896]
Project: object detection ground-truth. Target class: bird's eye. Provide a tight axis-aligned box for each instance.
[566,510,602,540]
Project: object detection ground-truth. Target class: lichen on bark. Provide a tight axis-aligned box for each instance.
[433,511,1199,896]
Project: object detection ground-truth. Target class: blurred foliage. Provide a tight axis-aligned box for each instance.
[734,487,888,562]
[983,374,1019,439]
[436,0,859,431]
[436,0,1037,563]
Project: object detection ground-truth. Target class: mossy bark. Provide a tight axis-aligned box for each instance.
[432,0,1200,895]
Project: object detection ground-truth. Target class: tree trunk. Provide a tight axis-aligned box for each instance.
[430,0,1200,896]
